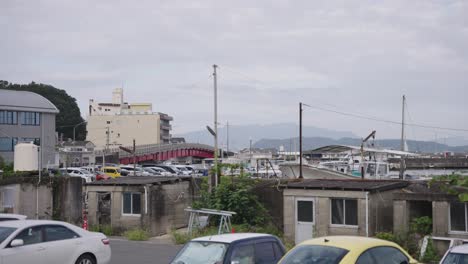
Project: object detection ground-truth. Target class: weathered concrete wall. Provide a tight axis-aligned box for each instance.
[149,181,192,236]
[53,177,83,225]
[16,183,53,219]
[254,181,284,230]
[370,190,397,234]
[393,200,410,234]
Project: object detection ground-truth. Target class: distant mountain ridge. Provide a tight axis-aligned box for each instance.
[254,137,468,153]
[178,123,356,150]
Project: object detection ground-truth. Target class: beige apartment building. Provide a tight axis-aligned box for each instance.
[86,88,173,149]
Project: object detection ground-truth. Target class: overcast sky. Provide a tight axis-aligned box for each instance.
[2,0,467,141]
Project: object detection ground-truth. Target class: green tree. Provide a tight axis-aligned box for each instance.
[0,80,85,140]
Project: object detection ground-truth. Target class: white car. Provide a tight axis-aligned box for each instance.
[440,243,468,264]
[60,168,95,183]
[0,220,111,264]
[120,166,150,176]
[148,167,173,176]
[0,214,27,221]
[174,165,192,176]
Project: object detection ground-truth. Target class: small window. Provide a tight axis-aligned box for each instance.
[450,202,467,232]
[357,246,408,264]
[255,242,277,263]
[123,192,141,215]
[297,200,314,222]
[0,138,14,152]
[231,244,255,264]
[13,226,43,246]
[44,225,79,242]
[331,199,358,226]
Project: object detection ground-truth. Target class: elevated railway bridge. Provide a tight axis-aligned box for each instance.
[95,143,214,165]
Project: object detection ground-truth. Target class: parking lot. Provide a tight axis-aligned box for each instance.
[110,238,182,264]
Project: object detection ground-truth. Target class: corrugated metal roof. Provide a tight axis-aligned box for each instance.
[305,145,418,156]
[86,176,191,186]
[0,89,59,113]
[284,179,409,192]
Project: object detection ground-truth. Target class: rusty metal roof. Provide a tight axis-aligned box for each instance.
[284,179,409,192]
[86,176,191,186]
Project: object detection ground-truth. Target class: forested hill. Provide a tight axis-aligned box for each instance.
[0,80,85,140]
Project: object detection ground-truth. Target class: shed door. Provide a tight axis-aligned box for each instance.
[295,198,315,244]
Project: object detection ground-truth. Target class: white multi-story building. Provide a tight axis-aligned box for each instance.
[86,88,173,149]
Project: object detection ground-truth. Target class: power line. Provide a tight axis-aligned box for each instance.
[304,104,468,133]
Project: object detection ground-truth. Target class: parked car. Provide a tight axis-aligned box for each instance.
[0,219,111,264]
[95,171,110,181]
[59,168,95,183]
[171,233,286,264]
[101,166,121,178]
[174,165,192,176]
[147,166,173,176]
[440,243,468,264]
[279,236,418,264]
[120,166,150,176]
[0,214,27,221]
[142,167,160,176]
[152,165,178,175]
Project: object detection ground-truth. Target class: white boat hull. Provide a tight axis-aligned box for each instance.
[279,163,358,179]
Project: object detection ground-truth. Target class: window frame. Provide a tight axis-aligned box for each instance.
[43,224,80,242]
[122,192,142,216]
[356,246,409,264]
[9,225,44,247]
[21,112,41,126]
[0,111,18,125]
[0,137,18,152]
[449,202,468,233]
[330,198,359,227]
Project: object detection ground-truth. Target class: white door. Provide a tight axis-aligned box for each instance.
[42,225,82,263]
[295,198,315,245]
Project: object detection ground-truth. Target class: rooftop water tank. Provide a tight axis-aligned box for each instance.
[14,143,39,171]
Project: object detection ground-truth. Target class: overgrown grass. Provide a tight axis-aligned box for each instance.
[124,228,150,241]
[89,224,114,236]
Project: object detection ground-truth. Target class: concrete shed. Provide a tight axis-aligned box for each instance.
[84,176,199,236]
[393,181,468,255]
[282,179,408,244]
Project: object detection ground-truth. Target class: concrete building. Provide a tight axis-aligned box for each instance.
[85,176,199,236]
[59,140,96,167]
[393,181,468,255]
[86,88,173,149]
[0,89,59,168]
[281,179,408,244]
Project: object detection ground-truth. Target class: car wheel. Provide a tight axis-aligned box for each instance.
[75,254,96,264]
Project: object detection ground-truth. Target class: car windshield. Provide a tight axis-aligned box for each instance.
[280,245,349,264]
[442,253,468,264]
[171,241,228,264]
[0,227,17,243]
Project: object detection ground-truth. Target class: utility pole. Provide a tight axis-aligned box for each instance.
[213,64,219,188]
[226,121,229,157]
[299,102,303,179]
[399,95,406,180]
[133,139,136,177]
[103,126,109,168]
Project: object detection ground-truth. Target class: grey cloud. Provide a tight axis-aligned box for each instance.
[1,0,467,141]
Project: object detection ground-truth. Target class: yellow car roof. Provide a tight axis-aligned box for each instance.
[296,236,418,263]
[299,236,400,251]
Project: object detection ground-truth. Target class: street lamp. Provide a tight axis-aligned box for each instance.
[73,120,87,142]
